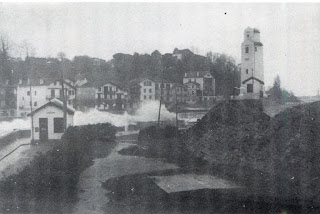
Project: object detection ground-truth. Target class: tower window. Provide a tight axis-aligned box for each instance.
[246,69,249,74]
[245,47,249,53]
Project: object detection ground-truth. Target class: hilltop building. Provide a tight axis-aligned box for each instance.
[240,27,265,99]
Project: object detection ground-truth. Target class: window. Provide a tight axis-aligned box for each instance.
[192,91,195,95]
[54,118,64,133]
[149,89,152,93]
[34,102,37,106]
[68,100,72,105]
[34,91,37,95]
[72,90,75,95]
[189,79,191,83]
[246,69,249,74]
[155,84,159,89]
[247,34,249,38]
[144,95,147,99]
[144,89,146,93]
[149,95,152,99]
[68,90,72,95]
[245,47,249,53]
[51,89,55,98]
[255,47,257,52]
[166,84,170,89]
[98,87,102,92]
[22,97,24,101]
[27,91,30,96]
[247,84,253,93]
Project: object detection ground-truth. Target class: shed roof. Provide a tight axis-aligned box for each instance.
[27,98,75,116]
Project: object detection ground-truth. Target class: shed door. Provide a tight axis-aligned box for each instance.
[39,118,48,141]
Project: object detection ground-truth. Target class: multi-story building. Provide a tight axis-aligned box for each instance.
[240,27,265,99]
[77,81,128,112]
[154,79,174,104]
[182,71,216,104]
[129,78,156,103]
[96,82,128,111]
[17,78,76,117]
[184,81,201,104]
[170,84,188,104]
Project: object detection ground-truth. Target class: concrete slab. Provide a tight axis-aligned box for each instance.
[149,174,240,193]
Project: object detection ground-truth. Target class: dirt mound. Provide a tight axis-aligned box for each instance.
[182,100,320,203]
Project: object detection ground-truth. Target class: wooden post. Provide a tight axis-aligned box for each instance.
[29,83,34,142]
[60,60,67,131]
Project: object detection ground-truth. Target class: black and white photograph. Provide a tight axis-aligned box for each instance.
[0,2,320,213]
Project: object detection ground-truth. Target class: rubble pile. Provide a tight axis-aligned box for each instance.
[182,100,320,202]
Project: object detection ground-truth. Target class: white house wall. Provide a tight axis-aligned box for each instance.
[17,86,48,116]
[32,105,73,140]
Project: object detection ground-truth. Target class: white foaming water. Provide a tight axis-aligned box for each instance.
[0,101,175,136]
[74,100,175,126]
[0,118,31,137]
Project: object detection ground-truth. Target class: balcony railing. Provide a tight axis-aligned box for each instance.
[46,95,60,100]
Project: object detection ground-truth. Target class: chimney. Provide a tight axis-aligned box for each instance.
[184,73,187,77]
[19,79,22,85]
[40,78,44,85]
[197,72,199,77]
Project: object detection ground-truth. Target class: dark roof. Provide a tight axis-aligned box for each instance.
[242,77,264,85]
[80,80,127,91]
[254,42,263,46]
[27,98,75,116]
[184,71,211,78]
[151,77,175,84]
[253,28,260,33]
[184,82,201,86]
[129,77,154,86]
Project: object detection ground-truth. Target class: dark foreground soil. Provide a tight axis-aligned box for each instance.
[117,100,320,213]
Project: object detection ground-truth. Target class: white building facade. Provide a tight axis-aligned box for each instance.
[240,27,265,99]
[17,79,77,117]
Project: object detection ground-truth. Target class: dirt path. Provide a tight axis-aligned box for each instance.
[0,138,52,181]
[73,141,179,214]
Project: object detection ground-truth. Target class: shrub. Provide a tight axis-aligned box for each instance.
[0,122,117,213]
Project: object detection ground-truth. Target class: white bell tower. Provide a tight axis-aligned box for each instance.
[240,27,265,99]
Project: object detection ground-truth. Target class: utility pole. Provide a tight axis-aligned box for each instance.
[157,76,163,127]
[175,84,179,136]
[29,81,34,143]
[157,61,164,127]
[59,58,67,131]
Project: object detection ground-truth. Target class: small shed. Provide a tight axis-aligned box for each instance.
[27,98,75,141]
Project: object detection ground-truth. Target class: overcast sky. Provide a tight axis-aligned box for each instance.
[0,3,319,96]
